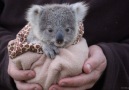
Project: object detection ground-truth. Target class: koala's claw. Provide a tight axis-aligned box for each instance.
[48,51,55,59]
[52,46,59,55]
[43,45,59,59]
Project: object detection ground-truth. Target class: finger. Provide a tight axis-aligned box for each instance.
[58,74,87,87]
[15,80,42,90]
[58,71,100,87]
[49,84,92,90]
[11,70,35,81]
[49,85,80,90]
[83,56,104,74]
[83,46,106,73]
[8,61,35,81]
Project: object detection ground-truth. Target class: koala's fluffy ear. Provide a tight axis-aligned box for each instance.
[70,2,89,22]
[26,5,43,24]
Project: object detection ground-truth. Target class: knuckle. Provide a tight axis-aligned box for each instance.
[92,71,100,82]
[102,61,107,69]
[15,82,22,90]
[8,68,14,77]
[88,84,95,89]
[7,68,11,75]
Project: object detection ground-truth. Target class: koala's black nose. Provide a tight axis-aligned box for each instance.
[56,31,64,44]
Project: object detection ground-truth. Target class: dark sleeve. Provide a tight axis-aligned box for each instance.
[91,40,129,90]
[0,28,17,90]
[0,1,17,90]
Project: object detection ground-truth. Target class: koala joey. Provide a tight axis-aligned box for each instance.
[26,2,88,59]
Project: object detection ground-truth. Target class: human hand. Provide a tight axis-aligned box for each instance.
[49,45,107,90]
[8,56,42,90]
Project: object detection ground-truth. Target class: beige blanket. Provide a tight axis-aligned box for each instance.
[9,38,88,90]
[8,24,89,90]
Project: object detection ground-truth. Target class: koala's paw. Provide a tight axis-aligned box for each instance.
[43,45,59,59]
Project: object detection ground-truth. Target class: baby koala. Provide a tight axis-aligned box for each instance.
[26,2,88,59]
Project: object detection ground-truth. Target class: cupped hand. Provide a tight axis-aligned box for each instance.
[49,45,107,90]
[8,56,42,90]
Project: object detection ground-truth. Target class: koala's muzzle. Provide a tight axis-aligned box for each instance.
[56,31,64,44]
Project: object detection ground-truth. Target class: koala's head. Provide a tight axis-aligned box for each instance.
[26,2,88,47]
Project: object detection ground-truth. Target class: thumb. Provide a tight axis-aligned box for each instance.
[83,45,105,74]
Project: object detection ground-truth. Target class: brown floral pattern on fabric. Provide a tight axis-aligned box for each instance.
[8,23,43,59]
[8,22,84,59]
[73,22,84,45]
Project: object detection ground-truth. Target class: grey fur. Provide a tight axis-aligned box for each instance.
[26,2,88,59]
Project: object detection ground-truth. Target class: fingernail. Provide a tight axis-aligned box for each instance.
[28,73,34,78]
[60,82,66,86]
[34,88,38,90]
[86,64,91,73]
[52,87,57,90]
[34,87,42,90]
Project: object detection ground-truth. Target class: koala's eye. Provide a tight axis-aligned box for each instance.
[65,28,70,33]
[48,29,53,33]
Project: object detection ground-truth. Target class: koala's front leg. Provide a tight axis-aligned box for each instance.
[42,44,59,59]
